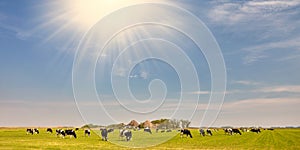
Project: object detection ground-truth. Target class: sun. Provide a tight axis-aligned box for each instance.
[66,0,133,28]
[56,0,163,30]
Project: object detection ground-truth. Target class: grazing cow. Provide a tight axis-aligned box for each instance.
[65,129,77,138]
[84,129,91,137]
[27,128,39,134]
[166,129,172,132]
[206,129,213,136]
[56,129,65,137]
[267,128,274,131]
[75,128,79,131]
[56,129,76,138]
[180,129,192,138]
[26,129,33,135]
[47,128,53,133]
[108,128,114,133]
[199,129,205,136]
[144,128,152,134]
[100,128,108,141]
[120,129,132,141]
[224,128,233,135]
[33,128,39,134]
[232,129,242,135]
[250,128,261,133]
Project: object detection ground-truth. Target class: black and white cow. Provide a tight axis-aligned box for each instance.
[166,129,172,132]
[199,128,205,136]
[56,129,65,137]
[206,129,213,136]
[84,129,91,137]
[232,128,242,135]
[26,128,33,135]
[250,128,261,133]
[34,128,39,134]
[56,129,76,138]
[120,129,132,141]
[100,128,108,141]
[47,128,53,133]
[180,129,192,138]
[144,127,152,134]
[224,128,233,135]
[65,129,77,138]
[27,128,39,134]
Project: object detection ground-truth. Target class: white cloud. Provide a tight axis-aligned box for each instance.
[209,0,300,24]
[243,37,300,52]
[254,85,300,93]
[129,70,149,79]
[0,23,32,40]
[224,97,300,109]
[242,37,300,64]
[189,91,210,95]
[208,1,300,64]
[233,80,262,86]
[140,71,148,79]
[243,53,268,64]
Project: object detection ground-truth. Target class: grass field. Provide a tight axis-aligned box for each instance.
[0,128,299,149]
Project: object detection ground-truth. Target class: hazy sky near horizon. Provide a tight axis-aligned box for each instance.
[0,0,300,127]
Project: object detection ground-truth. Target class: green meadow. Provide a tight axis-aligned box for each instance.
[0,128,299,149]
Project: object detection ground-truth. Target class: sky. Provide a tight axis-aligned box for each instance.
[0,0,299,127]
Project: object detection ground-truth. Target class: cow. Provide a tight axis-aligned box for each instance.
[47,128,53,133]
[26,129,33,135]
[120,129,132,141]
[206,129,213,136]
[56,129,64,137]
[56,129,65,137]
[166,129,172,132]
[27,128,39,134]
[199,129,205,136]
[144,127,152,134]
[250,128,261,133]
[100,128,108,141]
[56,129,76,138]
[224,128,233,135]
[33,128,39,134]
[84,129,91,137]
[180,129,192,138]
[65,129,77,138]
[232,129,242,135]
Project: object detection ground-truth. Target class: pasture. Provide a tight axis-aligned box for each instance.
[0,128,299,149]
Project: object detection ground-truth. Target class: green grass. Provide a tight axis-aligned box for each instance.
[0,128,299,149]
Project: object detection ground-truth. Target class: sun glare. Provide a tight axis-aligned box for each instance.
[61,0,161,29]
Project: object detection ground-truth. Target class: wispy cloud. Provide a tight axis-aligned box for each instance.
[190,84,300,96]
[129,70,150,79]
[189,91,211,95]
[224,97,300,109]
[208,0,300,64]
[0,13,33,40]
[209,0,300,24]
[254,85,300,93]
[242,37,300,64]
[232,80,262,86]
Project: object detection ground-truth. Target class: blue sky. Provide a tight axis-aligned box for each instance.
[0,0,299,127]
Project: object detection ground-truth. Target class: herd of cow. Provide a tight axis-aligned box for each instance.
[26,127,131,141]
[26,127,267,141]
